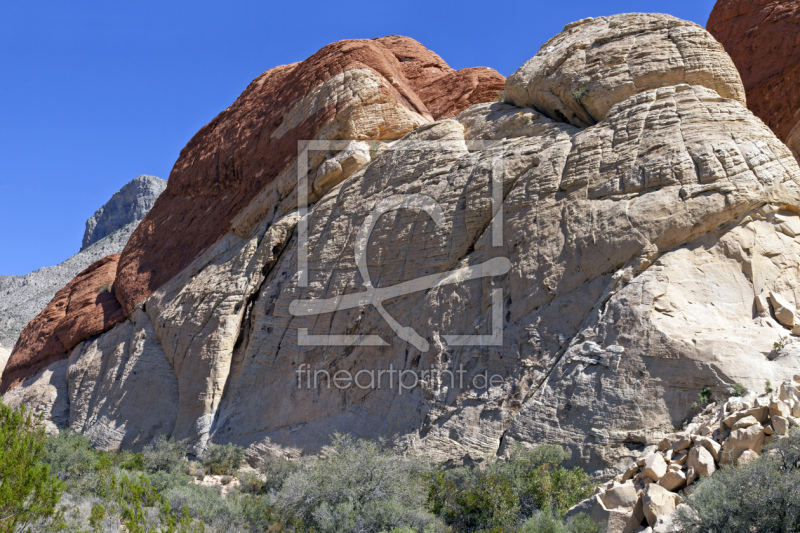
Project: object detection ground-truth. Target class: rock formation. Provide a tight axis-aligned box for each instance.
[81,175,166,250]
[0,344,9,379]
[4,20,800,481]
[708,0,800,158]
[568,376,800,531]
[0,175,165,356]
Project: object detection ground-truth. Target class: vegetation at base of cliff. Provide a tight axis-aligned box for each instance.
[0,403,64,532]
[677,427,800,532]
[0,414,598,533]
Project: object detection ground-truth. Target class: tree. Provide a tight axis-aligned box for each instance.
[0,402,64,531]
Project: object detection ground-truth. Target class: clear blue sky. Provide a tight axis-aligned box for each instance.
[0,0,717,276]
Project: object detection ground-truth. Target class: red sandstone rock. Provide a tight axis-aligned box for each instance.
[708,0,800,148]
[0,255,125,393]
[114,36,504,315]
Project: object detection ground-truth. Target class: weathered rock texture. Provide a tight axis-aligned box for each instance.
[0,175,164,353]
[0,225,133,355]
[5,21,800,480]
[0,255,124,393]
[708,0,800,158]
[113,36,505,315]
[81,175,166,251]
[506,14,745,127]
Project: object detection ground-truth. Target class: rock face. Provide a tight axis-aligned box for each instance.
[0,255,124,393]
[506,13,745,127]
[81,175,166,251]
[708,0,800,158]
[4,19,800,481]
[113,36,505,315]
[0,175,164,353]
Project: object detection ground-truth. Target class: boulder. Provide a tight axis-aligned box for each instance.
[722,425,766,463]
[687,446,716,478]
[708,0,800,159]
[658,434,692,453]
[770,400,791,418]
[643,453,668,482]
[506,13,744,127]
[693,436,721,462]
[599,483,640,510]
[772,415,789,435]
[658,470,687,491]
[769,292,797,328]
[732,415,759,430]
[738,450,759,464]
[642,484,682,527]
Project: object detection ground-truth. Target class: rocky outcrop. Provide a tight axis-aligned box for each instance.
[570,377,800,531]
[707,0,800,158]
[5,17,800,482]
[81,175,166,250]
[0,255,124,393]
[0,225,133,354]
[506,13,745,127]
[113,36,505,315]
[0,175,164,352]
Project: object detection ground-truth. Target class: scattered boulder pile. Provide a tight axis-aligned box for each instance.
[571,377,800,532]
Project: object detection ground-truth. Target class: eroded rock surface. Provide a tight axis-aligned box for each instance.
[506,13,744,127]
[708,0,800,158]
[0,256,124,393]
[5,21,800,478]
[114,36,505,315]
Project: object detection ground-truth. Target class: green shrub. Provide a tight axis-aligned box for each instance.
[678,427,800,532]
[164,483,273,532]
[274,433,439,533]
[0,402,65,531]
[258,454,299,493]
[519,510,598,533]
[201,443,245,475]
[730,383,747,397]
[765,380,774,394]
[427,444,595,532]
[143,434,190,474]
[698,386,712,404]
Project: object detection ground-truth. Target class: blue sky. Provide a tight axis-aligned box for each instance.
[0,0,717,276]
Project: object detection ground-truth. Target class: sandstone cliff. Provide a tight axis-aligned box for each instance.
[81,175,166,250]
[0,175,164,355]
[708,0,800,158]
[5,21,800,479]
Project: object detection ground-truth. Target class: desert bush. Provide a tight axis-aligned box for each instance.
[678,427,800,532]
[258,455,299,493]
[0,403,64,531]
[427,444,595,532]
[273,433,439,533]
[164,483,273,532]
[143,434,190,474]
[519,510,597,533]
[201,443,245,475]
